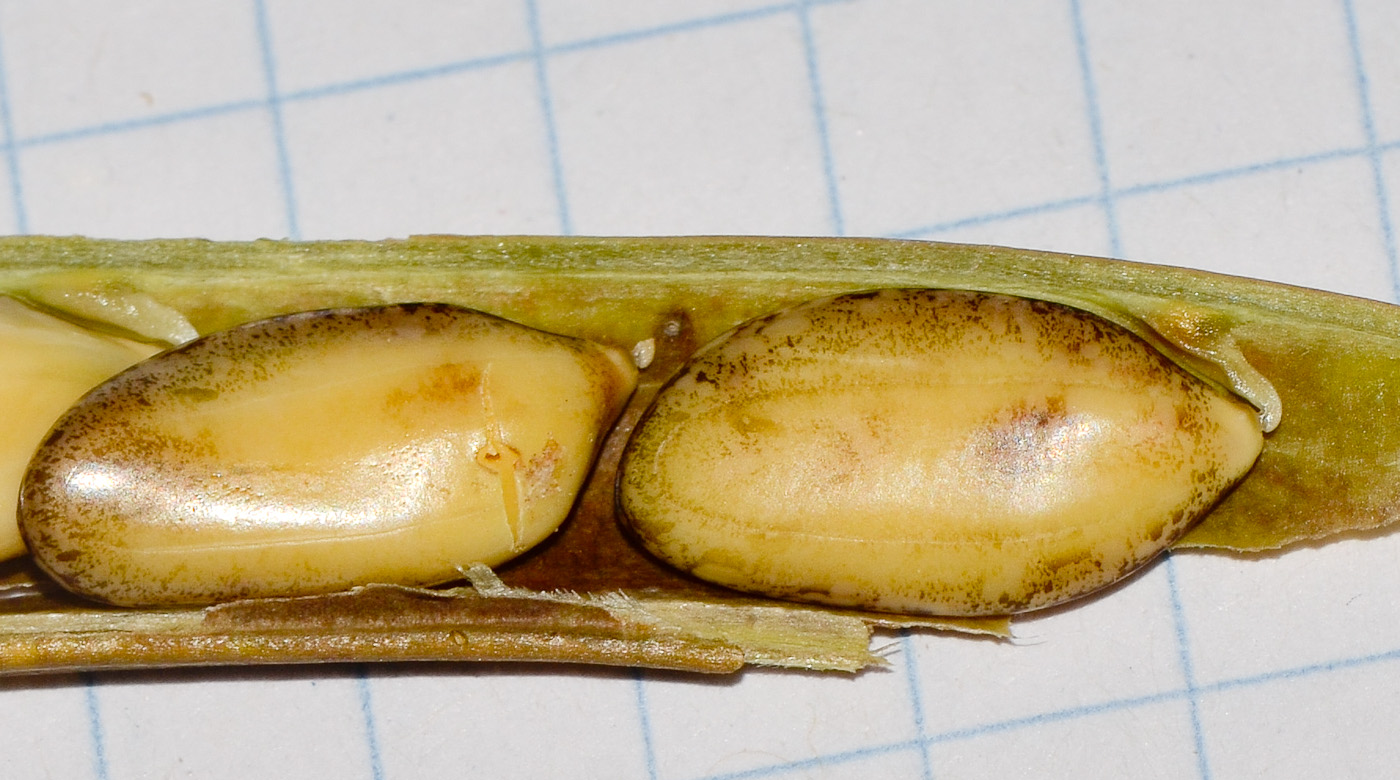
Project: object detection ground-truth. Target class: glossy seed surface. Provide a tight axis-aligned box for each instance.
[0,298,159,561]
[618,289,1264,616]
[21,303,637,606]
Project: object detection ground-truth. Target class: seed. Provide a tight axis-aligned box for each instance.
[20,303,637,607]
[617,289,1264,616]
[0,297,158,561]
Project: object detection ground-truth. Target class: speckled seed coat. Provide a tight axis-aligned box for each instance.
[618,289,1263,616]
[20,303,636,607]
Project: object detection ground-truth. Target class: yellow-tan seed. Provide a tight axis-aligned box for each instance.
[20,303,637,607]
[617,289,1264,616]
[0,297,158,561]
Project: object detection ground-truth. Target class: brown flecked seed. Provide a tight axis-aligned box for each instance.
[617,289,1263,616]
[0,297,158,561]
[20,303,637,607]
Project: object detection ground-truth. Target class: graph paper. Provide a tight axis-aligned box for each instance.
[0,1,1396,778]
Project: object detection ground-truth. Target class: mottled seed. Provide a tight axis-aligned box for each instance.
[617,289,1264,616]
[0,298,159,561]
[20,303,637,607]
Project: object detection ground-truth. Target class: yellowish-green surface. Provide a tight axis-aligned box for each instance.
[0,234,1394,674]
[619,289,1263,616]
[20,303,637,607]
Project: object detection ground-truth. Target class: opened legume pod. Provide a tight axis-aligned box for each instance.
[0,235,1393,674]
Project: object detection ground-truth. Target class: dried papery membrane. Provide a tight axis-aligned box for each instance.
[19,303,637,607]
[1098,297,1282,432]
[0,297,158,561]
[619,289,1265,616]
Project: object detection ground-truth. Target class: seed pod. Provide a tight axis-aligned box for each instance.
[0,235,1393,675]
[19,303,637,607]
[618,289,1265,616]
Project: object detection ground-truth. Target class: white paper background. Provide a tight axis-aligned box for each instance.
[0,1,1397,778]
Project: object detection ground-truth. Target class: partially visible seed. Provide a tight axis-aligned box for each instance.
[20,303,637,607]
[0,297,158,561]
[618,289,1264,616]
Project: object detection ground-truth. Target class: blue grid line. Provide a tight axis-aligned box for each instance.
[252,0,301,239]
[796,0,844,236]
[956,639,1394,749]
[17,98,267,150]
[1164,555,1211,779]
[83,673,109,780]
[1069,0,1121,256]
[686,637,1400,780]
[525,0,572,235]
[897,632,934,780]
[632,670,660,780]
[545,0,848,59]
[283,51,533,104]
[700,737,926,780]
[1201,642,1400,694]
[356,671,385,780]
[1113,145,1374,199]
[1070,5,1208,775]
[1341,0,1400,301]
[890,194,1101,240]
[0,1,848,155]
[4,3,1396,778]
[918,687,1186,748]
[0,27,26,234]
[0,14,111,780]
[11,47,529,150]
[0,2,1387,253]
[890,145,1384,242]
[914,640,1400,749]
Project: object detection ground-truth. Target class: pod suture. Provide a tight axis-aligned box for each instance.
[0,235,1394,673]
